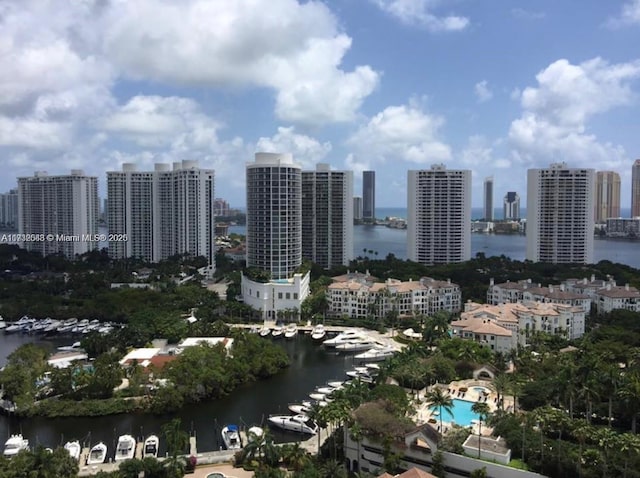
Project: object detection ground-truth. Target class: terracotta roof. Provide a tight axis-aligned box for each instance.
[598,286,640,299]
[467,321,512,337]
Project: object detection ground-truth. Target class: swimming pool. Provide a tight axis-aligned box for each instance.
[430,399,483,427]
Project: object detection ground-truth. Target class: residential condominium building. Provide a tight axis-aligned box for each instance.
[503,191,520,220]
[353,196,363,221]
[483,176,494,221]
[242,153,309,319]
[633,159,640,217]
[453,300,586,350]
[107,161,215,275]
[407,165,471,265]
[594,171,621,223]
[18,170,99,258]
[362,171,375,221]
[213,198,230,216]
[595,283,640,314]
[326,274,461,319]
[487,278,592,312]
[0,188,18,229]
[301,164,354,269]
[526,163,595,264]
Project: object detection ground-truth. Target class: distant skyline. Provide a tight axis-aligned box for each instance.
[2,1,640,207]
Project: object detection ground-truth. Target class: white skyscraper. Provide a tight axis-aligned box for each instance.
[408,164,472,265]
[246,153,302,279]
[107,161,215,273]
[17,170,99,258]
[242,153,309,319]
[484,176,494,221]
[526,163,595,264]
[302,164,354,269]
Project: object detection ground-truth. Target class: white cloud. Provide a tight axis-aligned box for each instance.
[509,57,640,169]
[347,103,452,165]
[606,0,640,28]
[474,80,493,103]
[371,0,469,32]
[256,127,332,169]
[101,0,379,125]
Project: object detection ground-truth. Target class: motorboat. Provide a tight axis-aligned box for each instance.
[56,318,78,333]
[71,319,90,334]
[322,330,366,348]
[221,424,242,450]
[346,366,370,378]
[289,401,313,414]
[87,442,108,465]
[3,434,29,457]
[354,345,396,361]
[268,414,318,434]
[403,328,423,339]
[327,381,344,389]
[347,371,376,384]
[58,341,82,352]
[365,363,381,372]
[5,317,35,334]
[114,434,136,461]
[246,426,264,442]
[271,325,285,338]
[284,323,298,339]
[310,324,326,340]
[0,316,5,330]
[258,326,271,337]
[316,387,334,395]
[98,325,114,335]
[143,435,159,458]
[335,339,378,352]
[309,392,326,401]
[43,320,61,334]
[64,440,81,460]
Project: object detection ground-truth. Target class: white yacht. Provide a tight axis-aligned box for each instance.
[247,426,264,442]
[268,414,318,434]
[288,401,313,414]
[323,330,366,348]
[284,323,298,339]
[354,345,396,361]
[258,326,271,337]
[114,435,136,461]
[64,440,81,460]
[310,324,326,340]
[335,339,377,352]
[3,435,29,457]
[309,391,326,401]
[315,386,335,395]
[143,435,159,458]
[327,381,344,389]
[87,442,108,465]
[271,325,285,338]
[221,425,242,450]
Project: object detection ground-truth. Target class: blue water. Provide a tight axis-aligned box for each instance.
[430,399,481,427]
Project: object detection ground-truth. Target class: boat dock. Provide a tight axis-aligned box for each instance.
[76,427,330,476]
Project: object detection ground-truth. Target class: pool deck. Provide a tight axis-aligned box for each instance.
[414,379,513,436]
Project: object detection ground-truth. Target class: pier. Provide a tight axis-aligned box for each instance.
[76,426,330,476]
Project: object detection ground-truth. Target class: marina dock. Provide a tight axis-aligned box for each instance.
[76,427,330,476]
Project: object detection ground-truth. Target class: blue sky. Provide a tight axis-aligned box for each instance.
[2,0,640,208]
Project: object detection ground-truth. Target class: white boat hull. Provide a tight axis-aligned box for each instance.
[268,415,317,434]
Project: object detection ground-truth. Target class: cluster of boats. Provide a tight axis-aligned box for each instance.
[220,424,264,450]
[257,323,328,340]
[2,433,159,464]
[1,316,117,336]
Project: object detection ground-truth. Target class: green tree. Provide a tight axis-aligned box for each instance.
[162,418,189,478]
[471,402,491,458]
[424,387,453,439]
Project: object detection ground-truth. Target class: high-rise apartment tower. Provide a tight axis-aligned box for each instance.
[0,188,18,229]
[246,153,302,280]
[301,164,354,269]
[503,192,520,220]
[407,164,472,265]
[363,171,375,221]
[17,170,99,258]
[484,176,494,221]
[526,163,595,264]
[107,161,215,273]
[595,171,621,223]
[632,160,640,218]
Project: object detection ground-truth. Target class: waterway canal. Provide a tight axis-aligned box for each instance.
[0,332,354,457]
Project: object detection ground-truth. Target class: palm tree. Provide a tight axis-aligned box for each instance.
[161,418,189,478]
[616,432,640,478]
[492,373,511,411]
[424,387,453,438]
[571,419,591,478]
[618,372,640,433]
[471,402,491,458]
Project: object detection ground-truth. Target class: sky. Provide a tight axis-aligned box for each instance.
[2,0,640,208]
